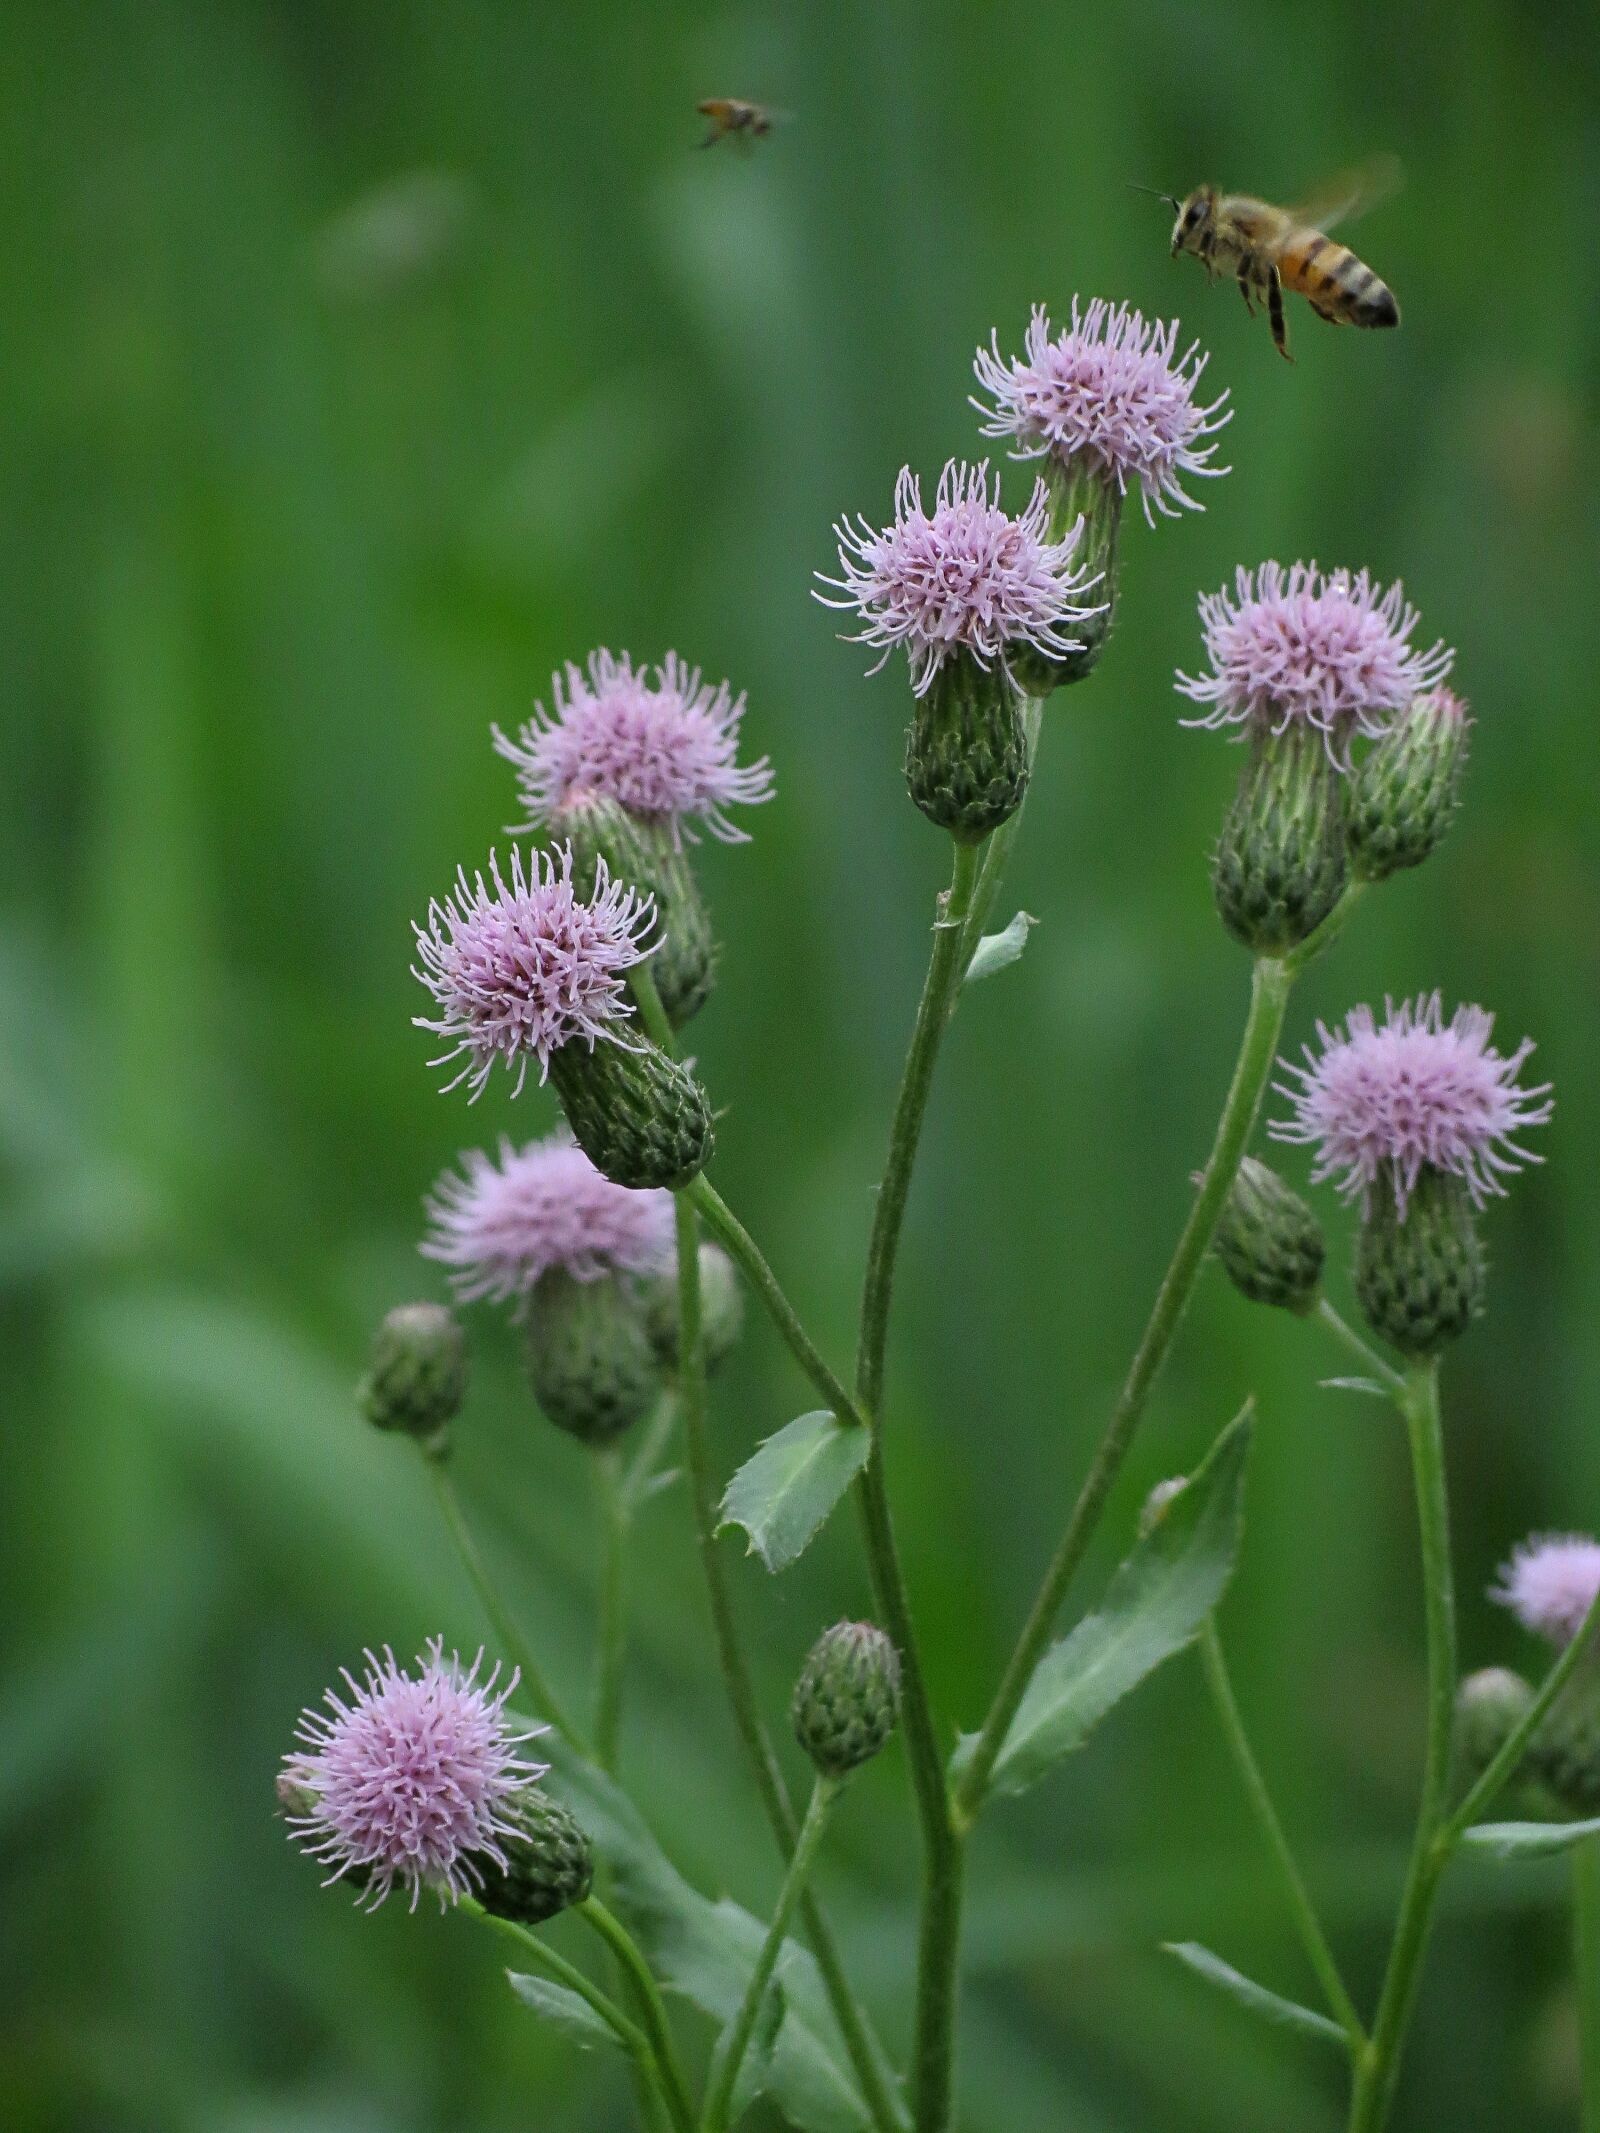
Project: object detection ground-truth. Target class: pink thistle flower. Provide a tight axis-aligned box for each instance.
[1271,993,1552,1216]
[815,460,1103,695]
[493,650,773,846]
[280,1642,547,1910]
[1492,1535,1600,1647]
[412,845,652,1099]
[1177,562,1454,758]
[422,1132,673,1307]
[972,300,1231,522]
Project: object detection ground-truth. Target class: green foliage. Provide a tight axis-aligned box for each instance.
[1161,1942,1346,2048]
[720,1411,872,1572]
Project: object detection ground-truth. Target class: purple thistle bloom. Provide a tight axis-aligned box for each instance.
[1177,562,1455,758]
[1491,1535,1600,1647]
[815,460,1103,695]
[493,650,773,846]
[972,300,1231,522]
[281,1642,547,1910]
[412,845,653,1099]
[422,1132,674,1307]
[1271,993,1552,1216]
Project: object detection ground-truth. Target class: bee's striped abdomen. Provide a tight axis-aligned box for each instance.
[1280,232,1400,328]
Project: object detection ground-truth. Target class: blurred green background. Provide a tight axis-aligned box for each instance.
[4,2,1598,2128]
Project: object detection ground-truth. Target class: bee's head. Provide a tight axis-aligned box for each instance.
[1171,187,1215,258]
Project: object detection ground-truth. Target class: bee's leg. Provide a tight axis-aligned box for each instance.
[1237,262,1256,316]
[1266,265,1292,361]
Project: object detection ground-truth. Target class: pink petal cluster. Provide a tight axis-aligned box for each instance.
[493,650,773,845]
[1271,993,1552,1215]
[1492,1535,1600,1647]
[281,1643,546,1910]
[972,300,1230,522]
[816,460,1102,695]
[412,845,652,1098]
[1177,562,1454,755]
[422,1132,673,1306]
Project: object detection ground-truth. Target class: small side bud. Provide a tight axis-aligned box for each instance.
[549,1035,713,1190]
[1452,1667,1534,1791]
[524,1271,662,1445]
[477,1788,594,1926]
[1355,1168,1486,1357]
[1529,1691,1600,1815]
[904,652,1030,843]
[792,1622,901,1778]
[1212,723,1347,953]
[1346,690,1469,884]
[1212,1156,1325,1314]
[558,793,718,1029]
[358,1301,467,1459]
[642,1241,745,1374]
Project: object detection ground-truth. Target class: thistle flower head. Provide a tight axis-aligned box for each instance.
[422,1133,674,1307]
[972,300,1230,522]
[281,1643,547,1910]
[493,650,773,845]
[1177,563,1454,757]
[1492,1535,1600,1647]
[816,460,1102,695]
[412,845,652,1098]
[1272,993,1552,1215]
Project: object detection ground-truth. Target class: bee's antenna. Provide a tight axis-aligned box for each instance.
[1129,182,1180,208]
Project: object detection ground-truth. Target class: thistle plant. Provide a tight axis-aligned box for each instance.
[277,288,1589,2133]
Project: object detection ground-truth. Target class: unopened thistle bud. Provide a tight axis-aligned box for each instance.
[643,1240,745,1374]
[792,1622,902,1779]
[549,1034,713,1191]
[1355,1169,1485,1356]
[1346,689,1470,883]
[1451,1666,1535,1791]
[359,1302,467,1458]
[523,1270,662,1445]
[476,1787,594,1926]
[550,792,719,1031]
[904,651,1031,842]
[1212,1156,1325,1314]
[1211,721,1347,953]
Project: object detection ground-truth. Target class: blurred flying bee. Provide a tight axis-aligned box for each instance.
[695,98,782,150]
[1147,160,1402,361]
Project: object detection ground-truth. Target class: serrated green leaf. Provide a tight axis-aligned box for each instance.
[719,1410,871,1573]
[1162,1942,1345,2047]
[506,1972,623,2052]
[950,1404,1253,1800]
[964,910,1037,985]
[1461,1815,1600,1859]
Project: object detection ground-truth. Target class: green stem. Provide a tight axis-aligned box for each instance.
[954,951,1294,1828]
[621,1390,680,1517]
[703,1777,841,2133]
[1576,1841,1600,2133]
[470,1902,685,2132]
[1199,1619,1365,2048]
[1314,1298,1406,1395]
[429,1460,588,1754]
[1445,1580,1600,1843]
[581,1897,697,2133]
[850,840,981,2133]
[1282,880,1368,977]
[670,1189,905,2133]
[594,1445,628,1772]
[1347,1359,1454,2133]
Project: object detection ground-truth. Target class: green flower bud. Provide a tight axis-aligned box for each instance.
[524,1270,662,1445]
[558,794,718,1029]
[358,1301,467,1458]
[549,1036,713,1190]
[1529,1688,1600,1814]
[1212,722,1347,954]
[477,1788,594,1926]
[1212,1156,1325,1314]
[792,1622,901,1779]
[1354,1168,1486,1357]
[642,1241,745,1374]
[1452,1666,1534,1792]
[904,652,1030,842]
[1346,690,1469,884]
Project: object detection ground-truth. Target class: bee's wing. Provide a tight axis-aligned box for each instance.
[1287,155,1403,233]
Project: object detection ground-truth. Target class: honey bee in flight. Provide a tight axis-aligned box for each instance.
[1153,160,1402,360]
[695,99,782,150]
